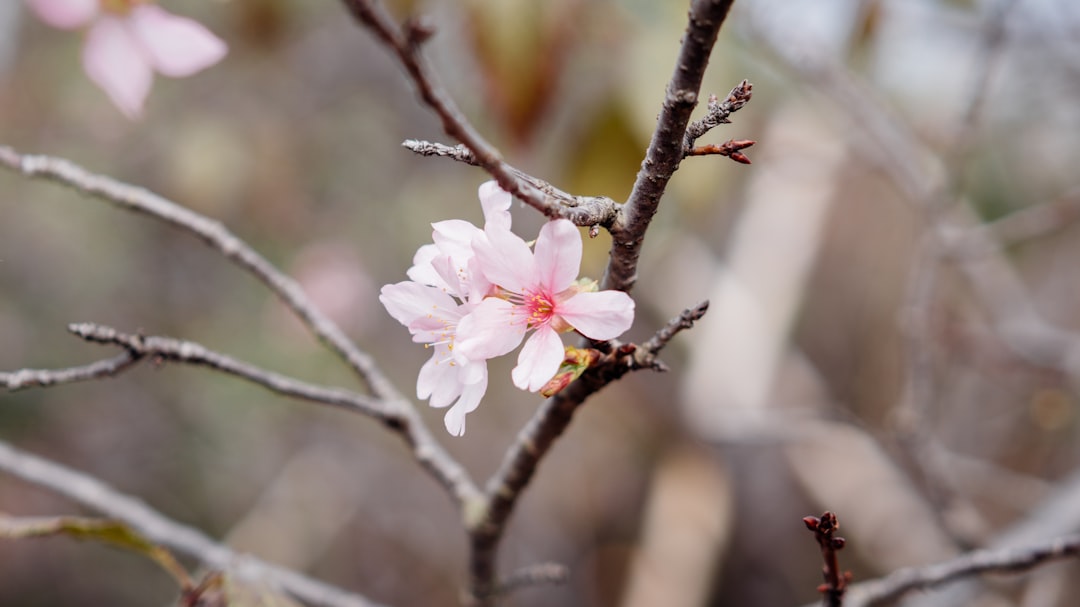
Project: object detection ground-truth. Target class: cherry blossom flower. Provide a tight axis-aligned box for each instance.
[378,182,511,436]
[457,219,635,392]
[379,280,487,437]
[26,0,227,118]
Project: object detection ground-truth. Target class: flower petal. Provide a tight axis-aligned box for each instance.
[512,327,565,391]
[533,219,581,293]
[417,351,462,408]
[456,298,526,360]
[379,281,459,329]
[478,181,512,231]
[442,367,488,436]
[27,0,97,29]
[557,290,635,340]
[82,17,153,119]
[472,224,535,293]
[127,5,226,78]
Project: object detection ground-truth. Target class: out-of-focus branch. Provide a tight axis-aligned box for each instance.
[339,0,583,221]
[841,533,1080,607]
[66,323,391,418]
[1,352,137,390]
[402,139,620,228]
[0,144,482,509]
[0,439,387,607]
[606,0,737,294]
[0,145,389,399]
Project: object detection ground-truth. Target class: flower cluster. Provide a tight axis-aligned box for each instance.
[26,0,227,119]
[380,182,635,436]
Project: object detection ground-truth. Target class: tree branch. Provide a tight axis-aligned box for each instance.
[1,352,137,390]
[401,139,621,228]
[0,145,482,509]
[338,0,587,221]
[0,439,388,607]
[842,534,1080,607]
[606,0,737,293]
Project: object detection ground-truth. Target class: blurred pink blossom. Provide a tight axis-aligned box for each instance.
[26,0,227,118]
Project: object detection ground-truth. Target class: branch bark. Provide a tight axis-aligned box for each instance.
[0,438,388,607]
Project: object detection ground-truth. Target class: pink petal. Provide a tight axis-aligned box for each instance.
[442,368,488,436]
[405,244,445,288]
[455,298,526,360]
[557,291,635,340]
[417,352,462,408]
[533,219,582,293]
[472,225,535,293]
[511,327,565,391]
[478,181,512,231]
[127,5,226,78]
[82,17,153,119]
[378,281,458,329]
[26,0,97,30]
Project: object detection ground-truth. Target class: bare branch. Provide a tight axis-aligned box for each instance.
[0,145,389,400]
[0,145,482,509]
[1,352,137,390]
[635,300,711,372]
[0,439,388,607]
[843,534,1080,607]
[67,322,392,419]
[493,562,569,597]
[606,0,737,293]
[402,139,621,228]
[682,79,754,154]
[339,0,584,222]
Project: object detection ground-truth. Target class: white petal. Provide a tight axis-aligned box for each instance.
[82,18,153,119]
[128,5,226,78]
[512,327,565,391]
[478,181,512,231]
[442,367,488,436]
[417,352,462,407]
[472,225,535,293]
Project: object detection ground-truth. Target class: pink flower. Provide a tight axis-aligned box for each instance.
[378,181,511,436]
[379,280,487,437]
[26,0,227,118]
[457,219,635,391]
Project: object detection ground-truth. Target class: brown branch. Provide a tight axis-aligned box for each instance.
[804,512,850,607]
[1,352,137,390]
[685,139,755,164]
[0,439,387,607]
[682,79,754,154]
[401,139,621,228]
[339,0,584,222]
[605,0,737,294]
[842,533,1080,607]
[636,300,712,371]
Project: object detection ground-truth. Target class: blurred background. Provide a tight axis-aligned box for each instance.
[2,0,1080,605]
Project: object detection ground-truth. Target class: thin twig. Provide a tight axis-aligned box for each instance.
[682,79,754,154]
[842,534,1080,607]
[804,512,850,607]
[66,323,391,418]
[606,0,738,294]
[636,300,712,371]
[493,562,570,596]
[0,145,482,509]
[1,352,137,390]
[339,0,583,221]
[401,139,620,228]
[0,439,387,607]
